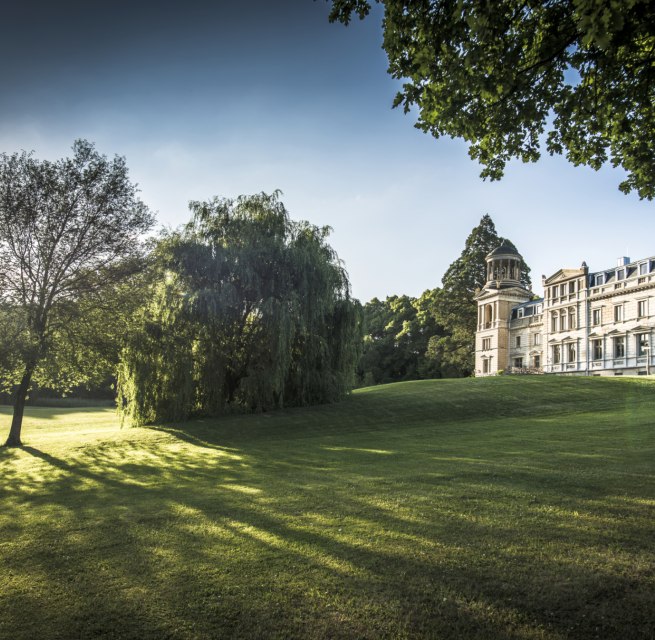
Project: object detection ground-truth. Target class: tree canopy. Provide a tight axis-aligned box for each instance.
[327,0,655,199]
[118,192,362,426]
[0,140,154,446]
[357,290,445,386]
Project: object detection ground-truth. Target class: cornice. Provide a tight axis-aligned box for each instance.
[475,286,533,302]
[588,281,655,302]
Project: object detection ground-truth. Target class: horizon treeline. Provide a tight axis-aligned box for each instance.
[0,139,527,438]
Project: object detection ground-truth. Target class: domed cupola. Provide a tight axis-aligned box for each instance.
[485,240,523,289]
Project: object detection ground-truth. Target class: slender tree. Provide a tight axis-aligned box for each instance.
[0,140,154,446]
[118,192,362,426]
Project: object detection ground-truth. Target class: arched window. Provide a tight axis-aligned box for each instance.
[484,304,493,327]
[569,307,576,329]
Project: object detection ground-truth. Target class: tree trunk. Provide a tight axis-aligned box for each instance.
[4,363,35,447]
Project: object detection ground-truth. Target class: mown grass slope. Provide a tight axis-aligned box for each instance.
[1,377,654,639]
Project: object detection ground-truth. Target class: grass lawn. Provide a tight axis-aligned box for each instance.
[1,376,654,639]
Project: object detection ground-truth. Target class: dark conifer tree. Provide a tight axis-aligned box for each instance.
[429,215,531,376]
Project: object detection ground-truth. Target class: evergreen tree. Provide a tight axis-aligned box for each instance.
[430,215,531,376]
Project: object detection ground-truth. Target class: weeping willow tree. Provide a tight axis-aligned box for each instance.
[118,192,362,426]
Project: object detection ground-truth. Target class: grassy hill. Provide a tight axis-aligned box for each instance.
[1,377,654,639]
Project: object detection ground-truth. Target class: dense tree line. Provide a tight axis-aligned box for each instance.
[0,141,531,443]
[357,290,445,386]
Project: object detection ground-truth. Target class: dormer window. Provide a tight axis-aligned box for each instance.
[617,269,625,280]
[640,262,648,275]
[594,274,603,286]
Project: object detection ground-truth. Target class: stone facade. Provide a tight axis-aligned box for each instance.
[475,244,655,377]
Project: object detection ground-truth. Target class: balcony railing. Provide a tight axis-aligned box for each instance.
[505,366,543,375]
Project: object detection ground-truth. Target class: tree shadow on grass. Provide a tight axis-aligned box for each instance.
[1,419,654,639]
[151,424,241,452]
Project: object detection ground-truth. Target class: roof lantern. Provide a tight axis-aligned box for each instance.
[485,240,524,289]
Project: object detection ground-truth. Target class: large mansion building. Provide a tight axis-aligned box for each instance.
[475,241,655,377]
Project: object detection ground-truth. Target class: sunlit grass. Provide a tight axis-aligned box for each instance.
[1,377,654,639]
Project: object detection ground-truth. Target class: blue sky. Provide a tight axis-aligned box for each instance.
[1,0,653,302]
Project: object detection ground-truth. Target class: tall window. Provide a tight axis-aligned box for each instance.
[483,359,490,374]
[592,308,601,326]
[592,339,603,361]
[533,355,541,369]
[484,304,493,327]
[614,305,623,322]
[637,334,649,357]
[569,307,576,329]
[614,336,625,358]
[638,300,648,318]
[482,338,491,350]
[533,333,541,346]
[553,345,561,364]
[560,284,566,296]
[560,309,567,330]
[516,336,521,348]
[551,312,559,332]
[567,343,576,363]
[569,281,576,294]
